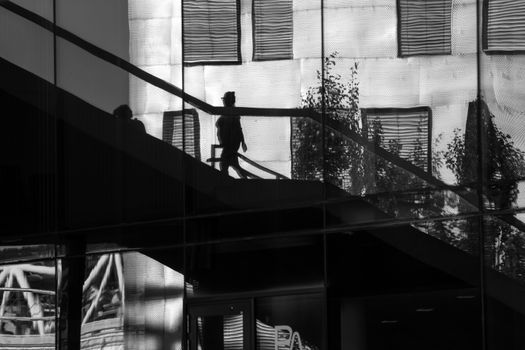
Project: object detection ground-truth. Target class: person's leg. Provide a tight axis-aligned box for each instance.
[220,148,235,175]
[219,159,229,175]
[230,156,249,179]
[232,165,248,179]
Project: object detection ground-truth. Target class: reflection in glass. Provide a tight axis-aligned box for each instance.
[333,292,480,350]
[80,252,184,350]
[256,295,322,350]
[186,236,324,296]
[0,260,57,349]
[197,313,243,350]
[81,253,124,349]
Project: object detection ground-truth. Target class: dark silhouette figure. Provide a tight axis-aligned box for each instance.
[216,91,249,178]
[113,104,146,133]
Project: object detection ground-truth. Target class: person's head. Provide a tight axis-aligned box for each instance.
[222,91,235,107]
[113,104,133,120]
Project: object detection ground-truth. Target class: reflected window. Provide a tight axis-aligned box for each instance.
[81,253,124,349]
[0,261,57,348]
[183,0,241,64]
[485,0,525,52]
[163,109,202,160]
[363,107,432,172]
[398,0,452,56]
[81,251,184,350]
[189,301,250,350]
[256,295,323,350]
[252,0,293,61]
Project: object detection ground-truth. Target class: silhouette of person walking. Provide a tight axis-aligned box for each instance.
[216,91,250,178]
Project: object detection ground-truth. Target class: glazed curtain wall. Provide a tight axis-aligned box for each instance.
[3,0,525,348]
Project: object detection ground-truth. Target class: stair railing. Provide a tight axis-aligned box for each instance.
[207,144,288,180]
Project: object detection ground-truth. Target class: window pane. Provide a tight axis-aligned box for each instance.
[0,260,57,349]
[183,0,240,64]
[253,0,293,61]
[398,0,452,56]
[81,251,184,350]
[256,295,323,350]
[485,0,525,52]
[363,107,432,172]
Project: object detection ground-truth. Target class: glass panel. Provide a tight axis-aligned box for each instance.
[186,235,324,297]
[56,0,130,60]
[186,204,324,243]
[10,0,54,21]
[0,2,56,235]
[322,123,479,226]
[323,0,479,225]
[327,226,480,299]
[183,105,324,215]
[0,246,57,264]
[0,3,54,83]
[85,221,185,252]
[256,295,323,350]
[0,260,57,349]
[55,40,185,228]
[183,0,324,215]
[81,250,184,350]
[123,250,184,350]
[330,291,481,350]
[483,215,525,350]
[327,228,482,350]
[197,313,244,350]
[481,1,525,212]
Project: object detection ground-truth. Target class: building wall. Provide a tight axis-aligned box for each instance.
[130,0,478,181]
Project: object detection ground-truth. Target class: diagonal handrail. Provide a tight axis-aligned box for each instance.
[0,0,474,200]
[237,153,289,180]
[206,144,288,179]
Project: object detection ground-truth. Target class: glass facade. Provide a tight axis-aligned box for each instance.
[2,0,525,349]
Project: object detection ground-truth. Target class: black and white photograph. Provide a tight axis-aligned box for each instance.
[1,0,525,349]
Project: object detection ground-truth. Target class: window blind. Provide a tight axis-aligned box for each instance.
[364,108,431,171]
[163,109,201,160]
[183,0,240,64]
[398,0,451,56]
[252,0,293,61]
[485,0,525,52]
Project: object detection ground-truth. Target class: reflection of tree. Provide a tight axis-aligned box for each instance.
[292,53,431,197]
[293,53,446,217]
[293,58,525,282]
[293,52,364,193]
[444,99,525,280]
[445,99,525,210]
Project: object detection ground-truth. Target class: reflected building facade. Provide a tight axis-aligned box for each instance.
[1,0,525,349]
